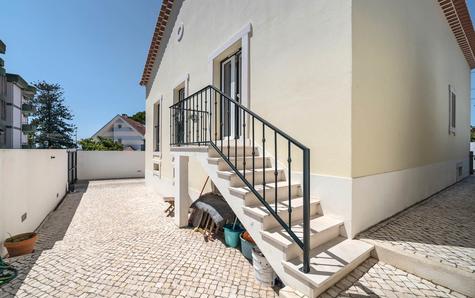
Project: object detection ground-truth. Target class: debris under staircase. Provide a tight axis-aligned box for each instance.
[169,85,373,297]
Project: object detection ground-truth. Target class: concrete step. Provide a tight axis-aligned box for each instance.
[282,238,373,297]
[261,215,343,261]
[217,168,285,187]
[208,145,257,158]
[207,156,272,171]
[243,197,321,230]
[229,181,302,206]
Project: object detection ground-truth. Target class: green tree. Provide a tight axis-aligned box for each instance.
[79,136,123,151]
[471,126,475,142]
[129,111,145,124]
[30,81,76,148]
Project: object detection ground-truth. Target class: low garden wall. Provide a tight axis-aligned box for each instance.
[0,149,69,256]
[77,151,144,180]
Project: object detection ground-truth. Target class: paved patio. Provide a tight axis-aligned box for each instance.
[1,179,277,298]
[321,258,467,298]
[1,177,473,297]
[359,175,475,274]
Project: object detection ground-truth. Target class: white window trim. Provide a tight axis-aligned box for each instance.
[174,73,190,100]
[209,23,252,138]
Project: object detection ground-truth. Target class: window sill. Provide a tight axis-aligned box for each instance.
[153,151,162,158]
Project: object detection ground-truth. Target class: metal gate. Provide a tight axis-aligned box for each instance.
[67,150,77,191]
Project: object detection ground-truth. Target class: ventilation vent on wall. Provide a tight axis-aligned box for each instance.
[456,162,463,180]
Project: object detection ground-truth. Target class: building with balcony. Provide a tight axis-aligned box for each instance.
[0,40,36,149]
[91,114,145,151]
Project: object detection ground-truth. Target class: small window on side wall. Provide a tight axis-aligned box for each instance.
[449,85,456,136]
[154,100,161,152]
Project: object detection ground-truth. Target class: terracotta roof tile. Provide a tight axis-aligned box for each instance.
[122,116,145,136]
[140,0,174,86]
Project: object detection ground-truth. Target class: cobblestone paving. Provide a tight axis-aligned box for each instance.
[1,179,277,298]
[359,176,475,274]
[322,258,467,298]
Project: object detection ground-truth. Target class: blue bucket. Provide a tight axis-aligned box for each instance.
[240,232,256,260]
[223,224,244,248]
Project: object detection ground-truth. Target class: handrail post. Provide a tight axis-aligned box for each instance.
[301,148,311,273]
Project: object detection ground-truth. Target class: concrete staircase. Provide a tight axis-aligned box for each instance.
[174,142,373,297]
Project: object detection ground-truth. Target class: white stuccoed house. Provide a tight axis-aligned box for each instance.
[92,114,145,151]
[140,0,474,296]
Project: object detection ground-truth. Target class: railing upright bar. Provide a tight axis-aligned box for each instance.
[288,141,292,229]
[196,95,199,144]
[200,91,203,145]
[205,89,208,143]
[214,91,217,144]
[252,117,255,187]
[227,98,230,159]
[243,108,246,178]
[274,131,278,212]
[192,95,195,144]
[302,148,311,273]
[234,105,237,170]
[262,123,266,202]
[170,108,173,145]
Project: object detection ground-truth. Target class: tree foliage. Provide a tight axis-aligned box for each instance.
[30,81,76,148]
[79,136,124,151]
[471,126,475,142]
[129,111,145,124]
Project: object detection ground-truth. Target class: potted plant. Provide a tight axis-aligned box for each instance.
[4,233,38,257]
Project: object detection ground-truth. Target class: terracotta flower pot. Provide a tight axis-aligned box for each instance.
[4,232,38,257]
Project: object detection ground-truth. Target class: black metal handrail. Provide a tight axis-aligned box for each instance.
[169,85,311,273]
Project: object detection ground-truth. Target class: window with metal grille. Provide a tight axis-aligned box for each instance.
[449,85,456,135]
[154,102,160,152]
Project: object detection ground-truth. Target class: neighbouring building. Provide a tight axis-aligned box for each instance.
[140,1,474,296]
[0,40,36,149]
[92,114,145,151]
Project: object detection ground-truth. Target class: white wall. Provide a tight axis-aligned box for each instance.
[0,149,69,255]
[77,151,145,180]
[145,0,353,199]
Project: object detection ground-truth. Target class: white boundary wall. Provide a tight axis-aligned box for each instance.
[77,151,145,180]
[0,149,69,255]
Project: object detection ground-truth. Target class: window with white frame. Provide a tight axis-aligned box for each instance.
[449,85,456,135]
[154,101,161,152]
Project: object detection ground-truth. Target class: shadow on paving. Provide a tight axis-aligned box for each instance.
[0,181,89,297]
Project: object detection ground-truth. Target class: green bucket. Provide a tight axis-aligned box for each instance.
[223,224,244,248]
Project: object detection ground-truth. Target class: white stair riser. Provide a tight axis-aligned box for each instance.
[216,157,271,171]
[261,202,321,230]
[243,202,320,230]
[242,185,302,206]
[208,147,257,158]
[261,223,342,261]
[228,170,285,187]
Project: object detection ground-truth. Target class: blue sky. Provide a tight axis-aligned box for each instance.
[0,0,162,139]
[0,1,474,140]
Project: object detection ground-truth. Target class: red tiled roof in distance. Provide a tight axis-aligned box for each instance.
[122,115,146,136]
